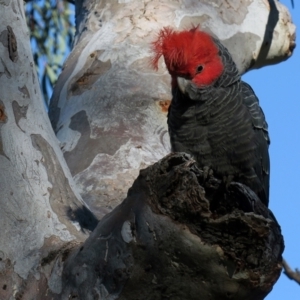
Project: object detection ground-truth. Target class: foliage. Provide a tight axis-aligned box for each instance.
[25,0,75,106]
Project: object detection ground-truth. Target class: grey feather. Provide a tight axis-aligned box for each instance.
[168,39,270,206]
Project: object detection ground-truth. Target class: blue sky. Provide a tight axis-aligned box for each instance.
[243,1,299,298]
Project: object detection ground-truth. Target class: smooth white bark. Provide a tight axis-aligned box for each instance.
[0,0,88,281]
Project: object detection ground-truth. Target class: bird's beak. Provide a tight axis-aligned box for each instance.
[177,77,190,94]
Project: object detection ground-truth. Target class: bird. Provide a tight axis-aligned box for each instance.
[151,27,270,206]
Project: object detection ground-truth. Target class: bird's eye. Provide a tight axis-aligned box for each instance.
[196,65,204,73]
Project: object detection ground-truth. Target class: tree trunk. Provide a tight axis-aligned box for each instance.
[49,0,295,218]
[0,1,96,297]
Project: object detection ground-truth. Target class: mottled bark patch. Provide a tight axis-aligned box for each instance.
[18,85,30,98]
[0,259,14,300]
[12,100,28,132]
[222,32,260,72]
[158,100,171,113]
[0,30,8,47]
[0,0,10,6]
[64,110,128,176]
[30,133,98,235]
[7,26,18,62]
[41,240,79,267]
[0,255,59,300]
[11,0,23,16]
[0,58,11,79]
[0,135,8,159]
[31,66,36,84]
[76,168,140,220]
[69,50,112,96]
[62,202,135,299]
[0,100,8,159]
[202,0,251,25]
[129,57,156,72]
[0,100,7,123]
[179,15,211,29]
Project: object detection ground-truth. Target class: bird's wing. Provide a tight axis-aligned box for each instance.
[241,81,270,204]
[241,81,270,144]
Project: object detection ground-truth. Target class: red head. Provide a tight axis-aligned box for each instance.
[151,27,224,88]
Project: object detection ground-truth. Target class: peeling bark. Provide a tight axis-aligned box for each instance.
[49,0,296,218]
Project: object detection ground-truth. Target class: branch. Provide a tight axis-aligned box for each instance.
[59,153,284,299]
[282,259,300,285]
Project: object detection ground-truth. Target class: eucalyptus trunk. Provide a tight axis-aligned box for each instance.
[0,1,95,297]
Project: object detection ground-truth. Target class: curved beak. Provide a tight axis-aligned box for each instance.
[177,77,190,94]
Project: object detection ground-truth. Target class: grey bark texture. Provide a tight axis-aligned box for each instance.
[60,153,284,300]
[49,0,295,219]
